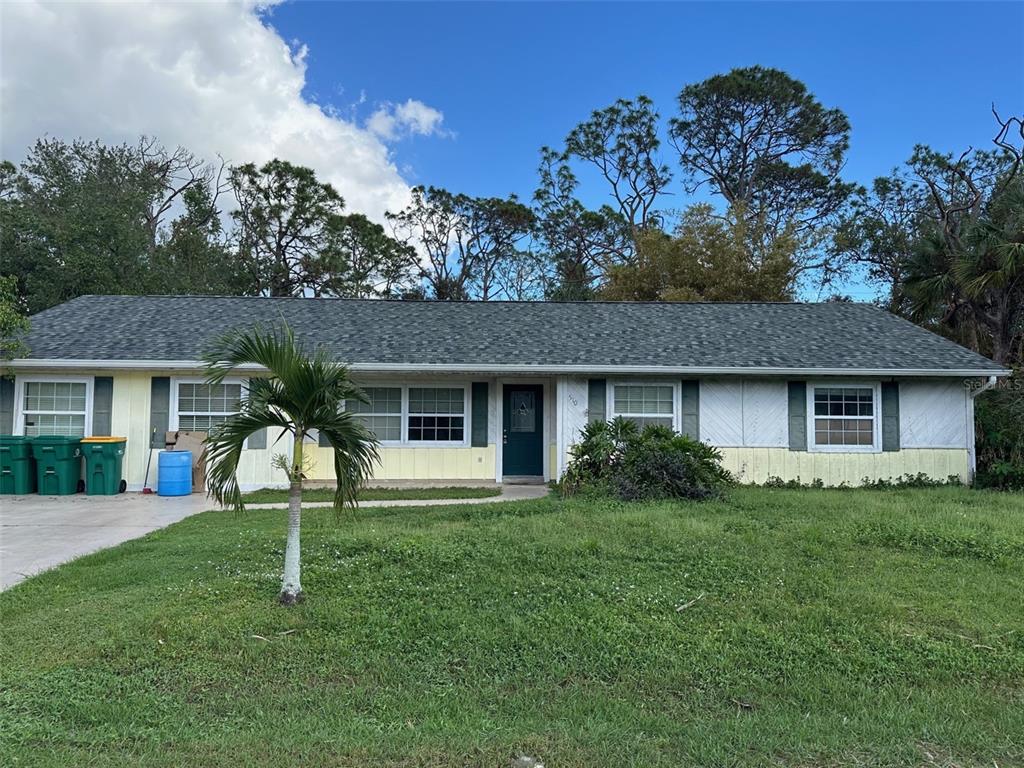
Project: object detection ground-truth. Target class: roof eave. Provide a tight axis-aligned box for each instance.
[6,358,1012,378]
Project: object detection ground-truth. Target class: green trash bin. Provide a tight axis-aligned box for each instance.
[0,435,36,494]
[81,437,128,495]
[30,436,83,495]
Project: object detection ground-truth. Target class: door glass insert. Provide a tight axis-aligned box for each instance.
[510,391,535,432]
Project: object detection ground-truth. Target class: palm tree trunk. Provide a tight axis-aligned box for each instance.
[280,436,304,605]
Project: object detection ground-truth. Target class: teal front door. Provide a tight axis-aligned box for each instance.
[502,384,544,476]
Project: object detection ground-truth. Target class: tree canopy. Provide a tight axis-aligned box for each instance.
[386,186,535,301]
[602,205,798,302]
[564,95,671,236]
[0,70,1019,373]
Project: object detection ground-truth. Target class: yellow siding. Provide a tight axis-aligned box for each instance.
[108,372,289,490]
[719,447,969,486]
[109,371,154,487]
[111,371,498,487]
[306,445,496,481]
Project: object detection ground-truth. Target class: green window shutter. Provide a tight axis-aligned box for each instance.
[680,380,699,439]
[150,377,170,448]
[92,376,113,436]
[787,381,807,451]
[588,379,607,424]
[881,381,900,452]
[0,378,14,434]
[471,382,488,447]
[246,378,267,449]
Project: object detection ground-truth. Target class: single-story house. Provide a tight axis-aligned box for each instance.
[2,295,1010,490]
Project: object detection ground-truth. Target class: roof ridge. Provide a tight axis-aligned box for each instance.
[68,294,876,307]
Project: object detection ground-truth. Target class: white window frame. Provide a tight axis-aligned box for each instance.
[344,386,404,445]
[169,376,248,447]
[607,380,680,431]
[806,381,882,453]
[13,375,94,438]
[344,382,471,448]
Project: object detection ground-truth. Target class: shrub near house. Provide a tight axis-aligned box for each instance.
[561,418,733,500]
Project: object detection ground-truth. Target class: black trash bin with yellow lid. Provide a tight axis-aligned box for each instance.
[30,436,83,495]
[81,437,128,495]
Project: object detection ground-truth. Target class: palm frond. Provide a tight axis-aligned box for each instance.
[202,320,381,514]
[203,322,303,387]
[205,406,294,513]
[316,409,380,510]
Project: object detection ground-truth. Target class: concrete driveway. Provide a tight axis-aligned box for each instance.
[0,492,212,589]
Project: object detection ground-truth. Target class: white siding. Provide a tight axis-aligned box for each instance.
[487,378,499,444]
[741,380,788,447]
[700,379,787,448]
[700,380,744,446]
[556,376,589,477]
[900,379,969,449]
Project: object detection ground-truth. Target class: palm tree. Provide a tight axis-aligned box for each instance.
[906,177,1023,364]
[202,322,379,605]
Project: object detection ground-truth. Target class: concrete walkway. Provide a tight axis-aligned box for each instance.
[0,485,549,589]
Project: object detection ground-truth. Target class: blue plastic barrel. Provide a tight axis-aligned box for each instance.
[158,450,193,496]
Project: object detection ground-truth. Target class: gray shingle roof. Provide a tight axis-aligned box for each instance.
[21,295,1005,374]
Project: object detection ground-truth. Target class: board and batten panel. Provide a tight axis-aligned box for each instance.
[110,371,155,489]
[900,379,969,449]
[700,379,787,448]
[306,445,495,481]
[719,447,969,485]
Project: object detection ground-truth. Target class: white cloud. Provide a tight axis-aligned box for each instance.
[367,99,447,141]
[0,1,445,222]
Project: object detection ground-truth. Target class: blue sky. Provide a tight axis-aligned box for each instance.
[3,1,1019,298]
[266,0,1023,298]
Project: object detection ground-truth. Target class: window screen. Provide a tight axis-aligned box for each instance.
[22,381,87,437]
[346,387,402,441]
[813,387,875,447]
[177,382,242,432]
[407,387,465,442]
[612,384,674,429]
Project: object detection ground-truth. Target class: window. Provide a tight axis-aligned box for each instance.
[611,384,675,429]
[812,386,876,448]
[346,387,402,442]
[21,380,89,437]
[408,387,465,442]
[176,381,243,432]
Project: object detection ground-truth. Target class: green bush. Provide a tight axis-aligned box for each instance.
[560,417,733,501]
[975,371,1024,490]
[760,473,962,490]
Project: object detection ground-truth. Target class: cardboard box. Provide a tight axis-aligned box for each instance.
[164,430,208,493]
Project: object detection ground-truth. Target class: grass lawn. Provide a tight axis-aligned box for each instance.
[239,485,502,504]
[1,488,1022,767]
